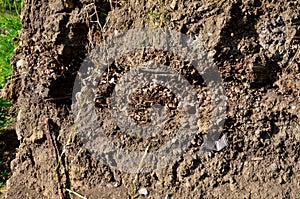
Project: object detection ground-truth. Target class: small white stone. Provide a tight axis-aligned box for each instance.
[109,77,115,84]
[138,188,148,196]
[165,194,171,199]
[16,59,24,73]
[170,0,177,9]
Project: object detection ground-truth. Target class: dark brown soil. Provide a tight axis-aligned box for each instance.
[1,0,299,198]
[0,128,19,190]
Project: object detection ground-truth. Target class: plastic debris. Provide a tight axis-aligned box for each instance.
[202,134,228,152]
[215,134,228,151]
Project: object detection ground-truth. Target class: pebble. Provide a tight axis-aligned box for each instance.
[106,181,120,188]
[165,194,172,199]
[270,163,278,171]
[138,188,148,196]
[170,0,177,10]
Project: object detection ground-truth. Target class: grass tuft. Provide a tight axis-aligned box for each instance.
[0,0,23,15]
[0,12,21,89]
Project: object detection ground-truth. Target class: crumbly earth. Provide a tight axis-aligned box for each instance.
[0,0,299,198]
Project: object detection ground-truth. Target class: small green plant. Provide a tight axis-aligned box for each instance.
[0,12,21,131]
[147,1,169,27]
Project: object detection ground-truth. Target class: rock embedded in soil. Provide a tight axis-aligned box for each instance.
[138,187,149,196]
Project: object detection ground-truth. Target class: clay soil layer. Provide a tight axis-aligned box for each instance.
[1,0,299,198]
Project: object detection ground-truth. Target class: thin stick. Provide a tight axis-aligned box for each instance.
[65,188,87,199]
[251,157,264,161]
[138,142,151,172]
[0,189,7,193]
[93,3,102,30]
[44,118,64,199]
[44,95,72,102]
[67,147,83,169]
[109,0,113,11]
[131,142,151,197]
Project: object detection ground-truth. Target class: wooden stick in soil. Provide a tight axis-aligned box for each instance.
[44,118,64,199]
[44,95,71,102]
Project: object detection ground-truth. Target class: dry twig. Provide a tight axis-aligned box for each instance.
[44,118,64,199]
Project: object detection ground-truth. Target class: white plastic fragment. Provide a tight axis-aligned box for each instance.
[215,134,228,151]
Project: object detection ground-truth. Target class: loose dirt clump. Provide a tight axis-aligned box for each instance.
[1,0,299,198]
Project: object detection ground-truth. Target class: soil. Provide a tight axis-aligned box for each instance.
[0,128,19,187]
[1,0,299,198]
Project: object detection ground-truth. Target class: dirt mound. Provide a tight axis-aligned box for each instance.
[1,0,299,198]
